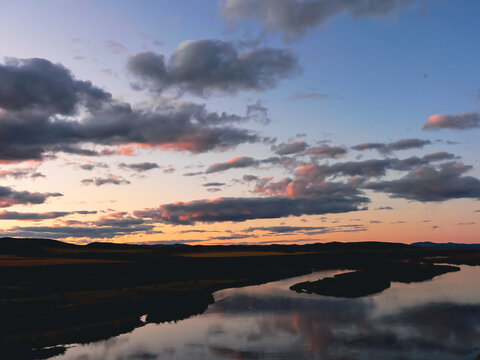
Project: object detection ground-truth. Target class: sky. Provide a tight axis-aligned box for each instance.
[0,0,479,245]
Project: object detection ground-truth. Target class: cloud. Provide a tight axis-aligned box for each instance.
[205,156,257,173]
[104,40,128,54]
[242,174,258,182]
[352,138,431,154]
[254,175,363,198]
[92,213,148,227]
[0,57,111,114]
[2,211,156,238]
[251,154,455,200]
[221,0,414,40]
[183,171,203,177]
[351,142,385,151]
[423,112,480,130]
[364,161,480,201]
[422,152,457,162]
[203,182,226,187]
[0,210,94,221]
[204,155,297,174]
[81,175,131,186]
[0,57,262,162]
[387,138,432,151]
[77,162,109,171]
[246,100,271,125]
[119,162,159,172]
[3,224,156,239]
[302,145,348,158]
[243,224,367,234]
[276,156,433,185]
[0,166,45,179]
[134,194,368,225]
[79,164,95,171]
[127,39,300,96]
[271,140,308,155]
[0,186,62,208]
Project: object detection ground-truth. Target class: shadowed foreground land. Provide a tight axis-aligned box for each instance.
[1,238,480,359]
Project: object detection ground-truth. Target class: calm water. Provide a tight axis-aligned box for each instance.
[53,266,480,360]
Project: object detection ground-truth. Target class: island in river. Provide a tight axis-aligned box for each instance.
[1,237,479,359]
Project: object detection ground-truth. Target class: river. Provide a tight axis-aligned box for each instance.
[52,266,480,359]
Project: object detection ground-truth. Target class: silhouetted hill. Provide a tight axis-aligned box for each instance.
[412,242,480,249]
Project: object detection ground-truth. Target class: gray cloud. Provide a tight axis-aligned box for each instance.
[183,171,203,177]
[134,194,368,225]
[2,212,156,238]
[3,224,156,239]
[364,161,480,201]
[302,145,348,158]
[254,175,363,198]
[203,182,226,187]
[0,166,45,179]
[81,175,131,186]
[127,39,300,96]
[246,101,271,125]
[0,186,62,208]
[0,57,262,161]
[422,152,457,162]
[76,162,109,171]
[119,162,159,172]
[205,156,257,173]
[271,140,308,155]
[221,0,414,40]
[252,154,454,200]
[351,142,385,151]
[0,57,111,114]
[352,138,431,154]
[204,155,296,174]
[279,156,435,184]
[79,164,95,171]
[244,224,367,234]
[0,210,94,221]
[376,206,393,210]
[242,174,258,182]
[423,112,480,130]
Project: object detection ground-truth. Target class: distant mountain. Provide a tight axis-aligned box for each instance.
[412,242,480,249]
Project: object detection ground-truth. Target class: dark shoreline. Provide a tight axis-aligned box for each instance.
[1,238,480,359]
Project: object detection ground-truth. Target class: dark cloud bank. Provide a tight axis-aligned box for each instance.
[0,56,267,162]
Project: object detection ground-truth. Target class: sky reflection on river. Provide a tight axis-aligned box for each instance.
[53,266,480,360]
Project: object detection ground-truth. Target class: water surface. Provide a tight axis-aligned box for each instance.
[53,266,480,359]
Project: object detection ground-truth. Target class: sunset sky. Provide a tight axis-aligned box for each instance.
[0,0,479,245]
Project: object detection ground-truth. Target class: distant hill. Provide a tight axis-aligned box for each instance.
[412,242,480,249]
